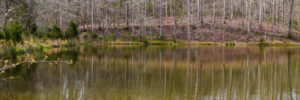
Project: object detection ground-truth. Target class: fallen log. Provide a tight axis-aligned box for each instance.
[0,55,72,73]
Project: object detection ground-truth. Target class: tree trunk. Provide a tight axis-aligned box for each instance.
[276,3,280,32]
[165,0,168,20]
[140,0,145,38]
[91,0,94,32]
[288,0,295,37]
[200,0,203,24]
[188,0,191,41]
[4,0,11,28]
[259,0,262,26]
[173,0,177,37]
[224,0,226,24]
[213,0,216,24]
[272,0,275,24]
[126,0,129,28]
[247,0,252,33]
[230,0,233,21]
[160,0,163,38]
[131,0,135,36]
[282,0,285,25]
[197,0,203,24]
[197,0,200,22]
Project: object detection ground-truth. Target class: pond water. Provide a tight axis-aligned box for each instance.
[0,46,300,100]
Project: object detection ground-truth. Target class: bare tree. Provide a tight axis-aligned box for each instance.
[91,0,94,32]
[247,0,252,33]
[223,0,226,24]
[288,0,295,37]
[188,0,191,41]
[160,0,163,38]
[132,0,135,36]
[259,0,263,26]
[213,0,216,24]
[173,0,177,37]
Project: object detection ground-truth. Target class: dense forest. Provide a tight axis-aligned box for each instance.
[1,0,300,44]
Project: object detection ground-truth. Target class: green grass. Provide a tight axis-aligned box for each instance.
[225,41,236,46]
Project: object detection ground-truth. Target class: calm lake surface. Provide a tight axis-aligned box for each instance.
[0,46,300,100]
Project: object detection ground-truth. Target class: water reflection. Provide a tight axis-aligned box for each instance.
[0,46,300,100]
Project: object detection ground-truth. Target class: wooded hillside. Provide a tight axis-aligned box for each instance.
[1,0,300,42]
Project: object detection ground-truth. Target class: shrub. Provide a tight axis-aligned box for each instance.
[64,40,76,47]
[3,47,18,59]
[225,41,236,46]
[171,38,177,43]
[130,36,138,42]
[287,32,293,39]
[30,23,37,36]
[3,22,23,45]
[160,36,167,41]
[90,32,98,40]
[65,20,78,39]
[291,19,299,30]
[83,34,88,40]
[102,35,116,41]
[0,31,3,40]
[120,37,126,41]
[35,44,51,51]
[125,31,131,36]
[140,36,148,43]
[36,25,51,38]
[110,35,116,41]
[103,36,108,41]
[259,37,265,43]
[259,37,266,46]
[49,24,62,39]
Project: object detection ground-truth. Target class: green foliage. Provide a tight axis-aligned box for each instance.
[291,19,299,30]
[103,35,116,42]
[287,32,293,39]
[145,3,153,16]
[90,32,98,40]
[156,36,167,41]
[259,38,265,43]
[48,24,62,39]
[65,20,78,39]
[36,25,51,38]
[64,40,76,47]
[125,31,131,36]
[35,44,51,51]
[171,38,177,43]
[120,37,126,41]
[3,47,18,59]
[130,36,138,42]
[175,0,185,17]
[3,22,23,45]
[0,31,3,40]
[30,23,38,36]
[225,41,236,46]
[259,38,266,46]
[140,36,148,43]
[83,34,88,40]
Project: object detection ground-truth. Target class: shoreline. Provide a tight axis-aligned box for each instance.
[1,40,300,52]
[87,41,300,47]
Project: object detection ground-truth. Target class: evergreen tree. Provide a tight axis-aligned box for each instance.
[3,22,23,45]
[65,20,78,39]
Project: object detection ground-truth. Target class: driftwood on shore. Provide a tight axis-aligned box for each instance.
[0,55,72,73]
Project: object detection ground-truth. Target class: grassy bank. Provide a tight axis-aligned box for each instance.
[1,38,300,55]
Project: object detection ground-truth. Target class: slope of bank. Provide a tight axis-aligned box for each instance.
[81,18,300,43]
